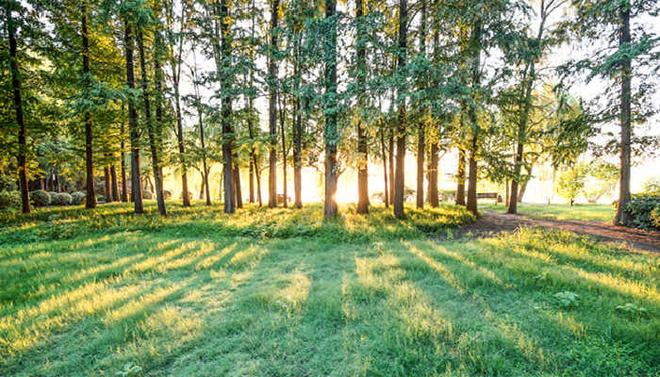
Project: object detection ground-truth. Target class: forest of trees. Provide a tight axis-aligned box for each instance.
[1,0,657,223]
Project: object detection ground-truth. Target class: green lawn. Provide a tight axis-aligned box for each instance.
[0,203,657,376]
[481,203,614,223]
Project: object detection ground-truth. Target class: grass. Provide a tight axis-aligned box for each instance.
[1,202,658,376]
[481,203,614,223]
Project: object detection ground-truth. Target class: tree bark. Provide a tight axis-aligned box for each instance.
[393,0,408,219]
[380,126,389,207]
[6,3,30,213]
[124,21,144,213]
[104,166,113,202]
[323,0,338,218]
[614,2,632,226]
[415,0,427,210]
[120,118,128,202]
[219,0,235,213]
[110,164,119,201]
[80,3,96,209]
[428,139,439,207]
[292,34,303,209]
[456,147,466,205]
[233,159,243,208]
[355,0,369,214]
[466,20,482,217]
[137,28,166,215]
[268,0,279,208]
[278,91,288,208]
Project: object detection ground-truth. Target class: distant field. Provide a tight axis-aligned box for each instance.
[481,203,614,223]
[1,203,657,376]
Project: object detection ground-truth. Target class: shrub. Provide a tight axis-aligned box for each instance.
[0,191,21,211]
[71,191,86,205]
[164,190,172,199]
[651,207,660,229]
[30,190,51,207]
[624,194,660,230]
[143,190,154,200]
[51,192,73,206]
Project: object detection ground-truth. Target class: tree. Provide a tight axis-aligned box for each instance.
[355,0,369,214]
[565,0,659,225]
[268,0,279,208]
[3,0,30,213]
[392,0,408,219]
[323,0,338,218]
[556,162,587,206]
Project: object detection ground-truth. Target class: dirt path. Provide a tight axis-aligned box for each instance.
[456,211,660,253]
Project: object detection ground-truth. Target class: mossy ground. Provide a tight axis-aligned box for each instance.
[0,202,657,376]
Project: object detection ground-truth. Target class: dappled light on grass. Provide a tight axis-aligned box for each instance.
[0,203,657,376]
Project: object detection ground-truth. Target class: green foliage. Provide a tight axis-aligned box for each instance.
[556,163,588,205]
[29,190,50,207]
[553,291,580,308]
[71,191,86,205]
[0,191,21,211]
[624,194,660,230]
[583,162,618,203]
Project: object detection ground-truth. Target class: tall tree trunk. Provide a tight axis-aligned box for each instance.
[233,159,243,208]
[388,122,395,205]
[292,36,303,209]
[268,0,279,208]
[279,92,288,208]
[415,0,427,210]
[518,165,532,203]
[170,2,190,207]
[110,164,119,201]
[124,21,144,213]
[465,20,482,217]
[120,119,128,202]
[249,159,254,203]
[104,166,113,202]
[6,3,30,213]
[81,3,96,209]
[199,103,211,206]
[355,0,369,214]
[428,139,439,207]
[614,3,632,226]
[393,0,408,219]
[137,28,166,215]
[323,0,338,218]
[219,0,235,213]
[456,147,466,205]
[380,126,389,207]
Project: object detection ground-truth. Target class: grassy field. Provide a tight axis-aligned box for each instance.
[481,203,614,223]
[0,202,658,376]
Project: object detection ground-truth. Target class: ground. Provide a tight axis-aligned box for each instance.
[0,203,658,376]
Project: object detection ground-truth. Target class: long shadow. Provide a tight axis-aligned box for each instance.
[0,238,256,376]
[402,238,658,374]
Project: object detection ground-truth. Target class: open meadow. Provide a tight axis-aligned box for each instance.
[1,203,658,376]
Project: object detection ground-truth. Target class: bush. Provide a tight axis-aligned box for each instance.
[164,190,172,199]
[71,192,86,205]
[0,191,21,211]
[143,190,154,200]
[51,192,73,206]
[624,194,660,229]
[30,190,51,207]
